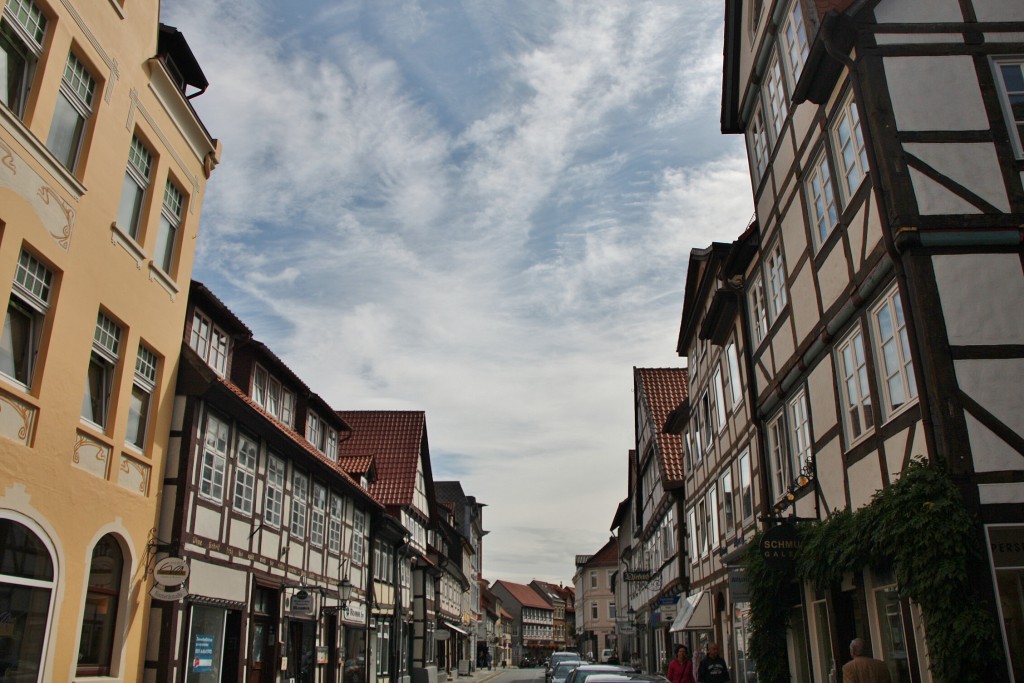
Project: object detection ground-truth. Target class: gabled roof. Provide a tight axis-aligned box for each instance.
[493,580,550,610]
[634,368,688,487]
[336,411,431,511]
[337,454,374,478]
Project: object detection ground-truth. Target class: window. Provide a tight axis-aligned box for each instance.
[154,181,183,273]
[696,497,708,557]
[311,483,326,548]
[0,0,46,118]
[739,450,753,520]
[768,413,789,500]
[0,249,52,387]
[832,93,869,200]
[125,344,157,449]
[328,493,343,553]
[77,535,122,676]
[789,390,812,475]
[781,0,809,86]
[609,602,616,620]
[306,412,338,458]
[766,242,788,319]
[748,105,769,182]
[701,391,714,446]
[591,602,598,620]
[993,57,1024,159]
[836,327,874,443]
[352,508,366,565]
[306,411,321,449]
[189,309,230,376]
[233,432,258,515]
[47,52,95,170]
[764,56,788,141]
[722,470,735,533]
[749,273,768,345]
[82,312,121,428]
[0,518,55,679]
[707,484,720,550]
[806,150,839,247]
[726,341,743,407]
[116,136,152,239]
[873,287,917,416]
[713,365,727,429]
[280,389,295,427]
[265,454,285,528]
[291,470,308,537]
[692,415,703,463]
[590,570,597,589]
[199,413,228,501]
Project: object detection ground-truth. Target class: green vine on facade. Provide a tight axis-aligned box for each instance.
[743,458,1000,683]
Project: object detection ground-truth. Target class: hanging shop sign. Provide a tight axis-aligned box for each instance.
[150,557,189,601]
[759,523,800,572]
[623,569,653,582]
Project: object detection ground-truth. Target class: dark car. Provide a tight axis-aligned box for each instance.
[546,652,583,682]
[552,661,583,683]
[565,664,643,683]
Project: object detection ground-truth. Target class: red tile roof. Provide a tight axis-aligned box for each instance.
[336,411,427,509]
[635,367,688,487]
[494,580,550,610]
[337,455,374,477]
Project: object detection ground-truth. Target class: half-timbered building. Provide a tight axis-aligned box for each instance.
[719,0,1024,680]
[149,282,381,682]
[628,367,688,673]
[672,236,762,679]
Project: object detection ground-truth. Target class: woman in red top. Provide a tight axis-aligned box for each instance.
[667,645,696,683]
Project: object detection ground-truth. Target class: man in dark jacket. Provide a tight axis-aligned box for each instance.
[697,643,729,683]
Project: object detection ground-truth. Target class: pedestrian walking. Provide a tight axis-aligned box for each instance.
[842,638,891,683]
[668,645,695,683]
[696,643,729,683]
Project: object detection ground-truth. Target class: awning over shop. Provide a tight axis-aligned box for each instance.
[669,591,712,632]
[444,622,468,636]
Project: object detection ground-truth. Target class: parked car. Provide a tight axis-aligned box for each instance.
[546,652,583,682]
[580,674,669,683]
[565,663,642,683]
[552,661,583,683]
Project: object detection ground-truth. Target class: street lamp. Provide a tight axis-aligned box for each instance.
[339,577,353,608]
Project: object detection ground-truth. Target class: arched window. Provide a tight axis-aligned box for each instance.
[0,517,56,680]
[77,534,123,675]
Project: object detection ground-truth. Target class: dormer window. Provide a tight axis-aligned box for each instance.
[306,412,337,459]
[252,363,295,428]
[189,309,229,376]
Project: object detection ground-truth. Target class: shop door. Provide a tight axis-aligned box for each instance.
[289,619,317,683]
[248,616,276,683]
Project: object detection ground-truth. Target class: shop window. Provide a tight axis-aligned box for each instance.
[77,534,123,676]
[0,0,46,118]
[47,52,96,171]
[0,249,53,388]
[0,517,55,680]
[872,571,913,683]
[187,604,227,682]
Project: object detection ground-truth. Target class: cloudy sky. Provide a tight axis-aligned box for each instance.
[163,0,754,586]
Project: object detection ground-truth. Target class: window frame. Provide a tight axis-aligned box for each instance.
[835,325,875,446]
[767,412,790,501]
[81,312,121,430]
[788,390,812,478]
[747,104,770,184]
[199,412,229,502]
[726,341,743,409]
[125,343,157,450]
[763,53,788,143]
[0,0,48,119]
[805,147,839,248]
[992,56,1024,159]
[233,431,258,516]
[154,180,184,274]
[0,249,53,389]
[831,91,869,202]
[116,135,153,240]
[739,449,754,521]
[47,51,96,171]
[310,482,326,548]
[766,241,788,320]
[871,286,918,419]
[780,0,810,88]
[290,469,309,538]
[748,272,769,346]
[76,534,124,676]
[264,454,285,528]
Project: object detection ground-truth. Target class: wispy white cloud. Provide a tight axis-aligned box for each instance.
[164,0,752,586]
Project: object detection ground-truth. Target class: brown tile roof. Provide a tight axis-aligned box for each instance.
[635,367,688,487]
[494,580,550,610]
[336,411,427,509]
[337,455,374,477]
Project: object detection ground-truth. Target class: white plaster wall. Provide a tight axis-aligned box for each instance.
[884,57,988,131]
[972,0,1024,21]
[189,560,248,602]
[875,34,962,45]
[978,482,1024,505]
[193,505,222,539]
[848,454,884,510]
[965,413,1021,473]
[955,357,1024,446]
[817,241,849,313]
[934,254,1024,346]
[814,439,845,511]
[904,143,1009,213]
[808,358,839,439]
[789,260,819,344]
[228,517,253,549]
[771,316,796,366]
[874,0,964,22]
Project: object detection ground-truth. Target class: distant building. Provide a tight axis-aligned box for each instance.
[573,539,618,660]
[0,0,218,678]
[492,579,555,664]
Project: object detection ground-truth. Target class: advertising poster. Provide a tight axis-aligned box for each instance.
[193,634,215,673]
